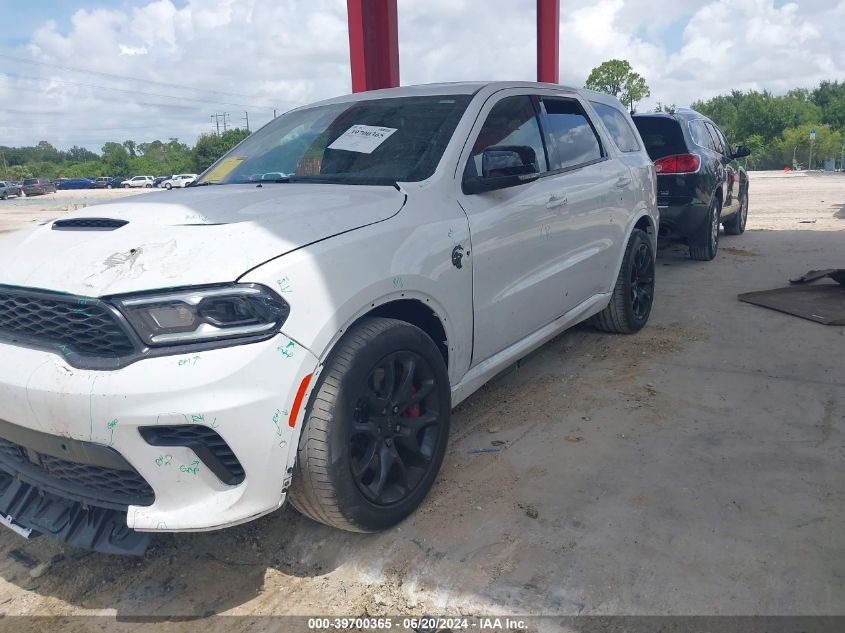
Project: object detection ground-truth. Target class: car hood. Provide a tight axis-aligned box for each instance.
[0,184,405,296]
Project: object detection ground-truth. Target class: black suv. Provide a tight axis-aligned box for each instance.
[632,110,750,261]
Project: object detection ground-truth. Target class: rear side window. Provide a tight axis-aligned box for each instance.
[689,120,716,152]
[632,116,687,160]
[590,102,640,153]
[465,95,549,179]
[540,97,603,170]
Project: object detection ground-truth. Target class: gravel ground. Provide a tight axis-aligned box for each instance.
[0,173,842,625]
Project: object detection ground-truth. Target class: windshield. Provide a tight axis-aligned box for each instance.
[196,95,472,186]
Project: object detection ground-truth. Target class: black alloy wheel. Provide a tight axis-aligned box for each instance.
[350,350,442,506]
[630,241,655,321]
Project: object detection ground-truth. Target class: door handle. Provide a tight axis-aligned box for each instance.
[615,177,632,188]
[546,193,567,209]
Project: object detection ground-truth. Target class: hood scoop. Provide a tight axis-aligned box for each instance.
[52,218,129,231]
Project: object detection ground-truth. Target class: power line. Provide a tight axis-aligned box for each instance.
[0,71,270,110]
[0,52,260,101]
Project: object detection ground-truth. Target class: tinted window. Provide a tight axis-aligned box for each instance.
[632,116,687,160]
[704,122,726,154]
[591,102,640,152]
[709,123,730,155]
[465,95,548,179]
[541,98,603,169]
[23,179,37,185]
[689,120,716,151]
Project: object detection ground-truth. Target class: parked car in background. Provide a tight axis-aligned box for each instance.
[94,176,128,189]
[153,176,171,188]
[123,176,155,188]
[0,82,657,553]
[0,181,22,200]
[56,177,95,190]
[632,109,750,261]
[21,178,56,196]
[161,173,198,189]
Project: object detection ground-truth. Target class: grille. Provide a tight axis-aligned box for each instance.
[140,425,245,485]
[0,287,136,357]
[0,437,154,508]
[53,218,128,231]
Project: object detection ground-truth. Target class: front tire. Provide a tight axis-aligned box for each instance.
[689,197,721,261]
[165,183,172,190]
[290,317,451,532]
[591,228,655,334]
[723,188,748,235]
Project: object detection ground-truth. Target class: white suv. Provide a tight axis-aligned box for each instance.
[124,175,154,188]
[0,82,657,554]
[161,174,197,189]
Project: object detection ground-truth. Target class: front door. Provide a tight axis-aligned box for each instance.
[457,92,616,366]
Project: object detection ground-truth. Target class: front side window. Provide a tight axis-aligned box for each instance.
[591,102,640,153]
[464,95,548,180]
[197,95,471,186]
[704,122,726,154]
[541,97,603,170]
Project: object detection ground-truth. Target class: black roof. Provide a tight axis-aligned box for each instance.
[632,108,712,123]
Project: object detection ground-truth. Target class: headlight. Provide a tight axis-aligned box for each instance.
[111,284,289,346]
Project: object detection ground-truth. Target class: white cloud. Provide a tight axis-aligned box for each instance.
[0,0,843,150]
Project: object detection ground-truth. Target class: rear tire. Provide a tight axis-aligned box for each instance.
[591,228,655,334]
[165,183,172,190]
[723,188,748,235]
[290,317,451,532]
[689,197,721,261]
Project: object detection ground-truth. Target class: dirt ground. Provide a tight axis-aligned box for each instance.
[0,173,842,624]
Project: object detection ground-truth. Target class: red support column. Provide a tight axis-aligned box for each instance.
[536,0,559,84]
[347,0,400,92]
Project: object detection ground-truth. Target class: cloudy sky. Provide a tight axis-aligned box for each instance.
[1,0,844,151]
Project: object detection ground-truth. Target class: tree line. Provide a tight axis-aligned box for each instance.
[0,128,250,180]
[690,81,845,169]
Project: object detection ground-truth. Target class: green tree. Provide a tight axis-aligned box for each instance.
[192,129,250,173]
[585,59,651,111]
[101,142,131,175]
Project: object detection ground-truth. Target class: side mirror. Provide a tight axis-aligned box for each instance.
[732,145,751,159]
[463,145,541,195]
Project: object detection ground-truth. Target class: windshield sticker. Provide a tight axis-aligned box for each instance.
[203,156,245,182]
[328,125,398,154]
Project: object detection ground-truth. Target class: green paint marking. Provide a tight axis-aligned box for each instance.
[155,454,173,467]
[276,276,292,293]
[178,355,201,367]
[179,460,201,475]
[392,276,404,289]
[277,341,295,358]
[272,408,287,436]
[191,414,205,423]
[107,418,117,445]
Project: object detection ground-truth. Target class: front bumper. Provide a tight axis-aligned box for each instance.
[0,332,318,543]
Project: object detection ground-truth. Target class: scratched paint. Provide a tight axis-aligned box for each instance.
[277,276,292,293]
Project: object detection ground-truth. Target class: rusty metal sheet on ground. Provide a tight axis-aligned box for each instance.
[738,282,845,325]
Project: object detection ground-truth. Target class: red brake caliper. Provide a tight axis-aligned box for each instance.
[404,385,420,418]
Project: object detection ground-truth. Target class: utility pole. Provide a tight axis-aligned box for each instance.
[242,111,250,132]
[0,151,7,179]
[222,112,230,133]
[273,108,277,118]
[808,128,816,171]
[211,114,221,135]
